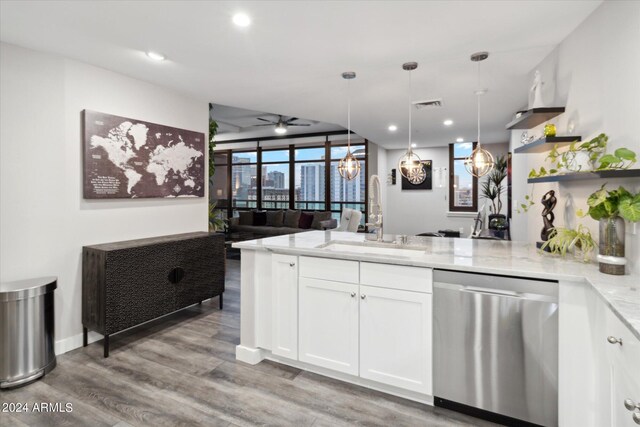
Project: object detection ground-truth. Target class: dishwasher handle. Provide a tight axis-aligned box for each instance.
[461,286,522,298]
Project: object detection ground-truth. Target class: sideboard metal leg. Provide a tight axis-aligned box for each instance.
[219,293,223,310]
[82,327,88,347]
[104,335,109,358]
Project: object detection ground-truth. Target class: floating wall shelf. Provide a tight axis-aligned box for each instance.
[506,107,566,130]
[527,169,640,184]
[514,136,582,154]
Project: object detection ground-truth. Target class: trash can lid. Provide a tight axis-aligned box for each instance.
[0,277,57,302]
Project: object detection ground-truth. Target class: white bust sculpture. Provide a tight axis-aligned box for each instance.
[529,70,545,109]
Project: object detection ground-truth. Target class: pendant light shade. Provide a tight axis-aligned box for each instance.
[465,52,494,178]
[338,71,361,181]
[464,143,494,177]
[397,62,425,183]
[397,149,423,181]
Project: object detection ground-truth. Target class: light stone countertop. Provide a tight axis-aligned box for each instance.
[234,230,640,341]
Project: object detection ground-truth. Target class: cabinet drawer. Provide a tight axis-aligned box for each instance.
[299,256,358,283]
[360,262,432,293]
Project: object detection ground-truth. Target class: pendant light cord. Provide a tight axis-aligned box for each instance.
[408,69,412,150]
[347,78,351,150]
[476,62,481,148]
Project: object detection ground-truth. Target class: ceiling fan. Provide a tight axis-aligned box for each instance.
[253,115,311,134]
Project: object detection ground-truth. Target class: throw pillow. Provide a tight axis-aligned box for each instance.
[311,211,332,229]
[238,211,253,226]
[253,210,267,226]
[266,210,284,227]
[283,210,301,228]
[299,212,314,229]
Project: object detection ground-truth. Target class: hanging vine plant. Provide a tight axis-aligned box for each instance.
[208,103,226,232]
[528,133,636,179]
[209,103,219,181]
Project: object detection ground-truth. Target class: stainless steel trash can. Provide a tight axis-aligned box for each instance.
[0,276,57,388]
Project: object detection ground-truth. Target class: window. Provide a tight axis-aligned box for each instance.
[261,149,290,209]
[449,142,478,212]
[330,142,366,226]
[212,136,368,227]
[231,151,257,210]
[211,152,229,218]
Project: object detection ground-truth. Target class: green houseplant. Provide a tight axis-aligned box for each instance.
[578,185,640,274]
[481,155,508,234]
[539,225,596,263]
[209,201,227,232]
[208,103,227,232]
[528,133,636,179]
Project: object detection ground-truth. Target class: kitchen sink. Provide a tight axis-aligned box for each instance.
[317,241,427,258]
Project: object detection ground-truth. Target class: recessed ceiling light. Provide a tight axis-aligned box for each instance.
[456,137,464,142]
[146,51,165,61]
[388,125,397,132]
[411,143,417,148]
[232,13,251,27]
[443,119,454,126]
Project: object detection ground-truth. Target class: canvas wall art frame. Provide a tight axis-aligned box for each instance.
[401,160,433,190]
[83,110,205,199]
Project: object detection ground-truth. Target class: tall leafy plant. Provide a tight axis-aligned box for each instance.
[208,103,226,232]
[481,155,508,214]
[208,103,219,184]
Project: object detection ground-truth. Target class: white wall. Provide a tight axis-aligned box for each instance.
[383,142,509,236]
[0,43,208,353]
[511,1,640,274]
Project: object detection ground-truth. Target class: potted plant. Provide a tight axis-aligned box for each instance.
[209,201,227,232]
[208,103,225,232]
[539,225,596,262]
[481,155,508,234]
[579,185,640,274]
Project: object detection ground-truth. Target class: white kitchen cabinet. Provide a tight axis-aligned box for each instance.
[605,308,640,427]
[359,285,432,394]
[271,254,298,360]
[298,277,359,375]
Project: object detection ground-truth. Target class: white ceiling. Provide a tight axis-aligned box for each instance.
[209,103,344,142]
[0,1,601,149]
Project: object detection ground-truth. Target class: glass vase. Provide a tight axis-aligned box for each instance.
[598,217,626,275]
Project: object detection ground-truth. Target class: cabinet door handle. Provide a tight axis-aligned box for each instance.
[607,336,623,345]
[361,294,366,300]
[624,399,640,411]
[350,292,356,298]
[633,412,640,425]
[289,263,295,267]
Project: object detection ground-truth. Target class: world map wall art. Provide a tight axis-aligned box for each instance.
[83,110,205,199]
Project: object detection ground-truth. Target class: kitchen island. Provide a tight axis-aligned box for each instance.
[234,231,640,427]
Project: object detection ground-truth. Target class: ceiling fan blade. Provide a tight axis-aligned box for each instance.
[256,117,275,123]
[288,123,311,126]
[285,117,299,124]
[252,124,274,127]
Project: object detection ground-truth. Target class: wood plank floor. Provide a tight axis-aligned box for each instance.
[1,259,496,427]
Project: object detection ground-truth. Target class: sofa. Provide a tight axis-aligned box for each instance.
[228,209,337,241]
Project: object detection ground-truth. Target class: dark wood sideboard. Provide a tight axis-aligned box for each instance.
[82,232,225,357]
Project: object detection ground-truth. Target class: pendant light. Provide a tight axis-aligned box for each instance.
[338,71,361,181]
[397,62,425,183]
[464,52,494,178]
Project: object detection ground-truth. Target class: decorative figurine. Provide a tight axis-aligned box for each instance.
[537,190,557,251]
[530,70,545,109]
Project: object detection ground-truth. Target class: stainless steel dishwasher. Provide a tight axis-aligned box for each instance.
[433,269,558,427]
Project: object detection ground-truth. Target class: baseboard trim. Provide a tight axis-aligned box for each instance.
[235,345,267,365]
[265,352,433,406]
[54,331,103,356]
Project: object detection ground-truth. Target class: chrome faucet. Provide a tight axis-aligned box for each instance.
[366,174,383,241]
